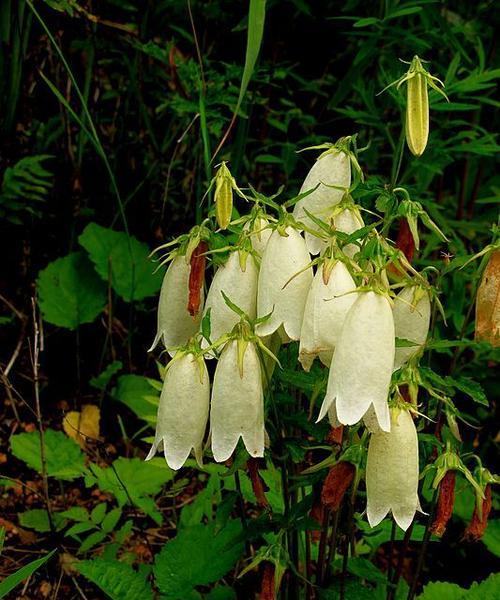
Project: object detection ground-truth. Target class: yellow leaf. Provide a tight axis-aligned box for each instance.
[63,404,100,447]
[475,249,500,347]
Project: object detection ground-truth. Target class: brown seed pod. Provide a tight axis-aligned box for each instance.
[187,241,208,316]
[463,484,492,542]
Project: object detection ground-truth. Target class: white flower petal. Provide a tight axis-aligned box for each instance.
[366,408,420,531]
[146,352,210,470]
[202,252,258,350]
[393,286,431,370]
[299,261,358,371]
[256,228,313,340]
[210,340,264,462]
[293,151,351,254]
[150,256,204,355]
[244,217,272,255]
[320,291,394,431]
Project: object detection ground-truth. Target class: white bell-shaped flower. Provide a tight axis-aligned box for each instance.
[202,252,258,349]
[393,285,431,370]
[256,227,313,340]
[293,150,351,255]
[211,339,264,462]
[299,261,358,371]
[149,255,204,355]
[314,207,365,259]
[318,291,394,431]
[146,351,210,470]
[366,407,420,530]
[334,207,364,259]
[244,216,272,256]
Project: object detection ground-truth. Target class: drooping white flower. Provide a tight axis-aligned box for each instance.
[202,252,258,349]
[366,407,420,531]
[299,261,358,371]
[211,339,264,462]
[146,352,210,470]
[318,291,394,431]
[256,227,313,340]
[334,207,365,259]
[244,216,272,256]
[149,255,204,355]
[313,207,365,259]
[293,150,351,255]
[393,285,431,370]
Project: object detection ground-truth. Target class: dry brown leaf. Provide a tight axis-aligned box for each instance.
[63,404,100,447]
[475,249,500,347]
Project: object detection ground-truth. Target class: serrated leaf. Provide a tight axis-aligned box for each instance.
[10,429,85,481]
[101,508,122,534]
[78,530,107,554]
[85,458,173,524]
[90,361,123,390]
[60,507,89,522]
[37,252,107,329]
[75,558,153,600]
[66,522,97,537]
[111,374,159,423]
[444,375,488,406]
[18,509,66,533]
[153,519,244,598]
[91,503,107,525]
[78,223,163,302]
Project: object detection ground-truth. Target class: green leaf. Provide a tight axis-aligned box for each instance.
[60,506,89,522]
[101,508,122,534]
[85,457,173,524]
[482,519,500,557]
[444,375,489,406]
[66,522,97,537]
[0,549,56,599]
[75,558,153,600]
[91,503,108,525]
[206,587,237,600]
[10,429,86,480]
[78,530,107,554]
[79,222,163,302]
[18,509,65,533]
[37,252,107,329]
[153,519,244,598]
[111,374,159,423]
[90,361,123,390]
[417,581,467,599]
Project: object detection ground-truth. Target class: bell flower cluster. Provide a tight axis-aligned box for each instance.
[146,137,444,531]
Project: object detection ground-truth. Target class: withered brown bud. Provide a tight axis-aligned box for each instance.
[247,458,269,508]
[463,484,492,542]
[259,562,275,600]
[321,461,355,512]
[188,241,208,316]
[430,470,456,537]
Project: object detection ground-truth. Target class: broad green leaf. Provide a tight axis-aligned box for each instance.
[75,558,153,600]
[85,457,173,524]
[417,581,467,599]
[111,374,159,423]
[18,509,65,533]
[37,252,107,329]
[79,222,163,301]
[10,429,85,480]
[206,587,237,600]
[154,519,244,598]
[101,508,122,534]
[91,503,107,524]
[482,519,500,557]
[60,506,89,522]
[0,549,56,599]
[78,530,107,554]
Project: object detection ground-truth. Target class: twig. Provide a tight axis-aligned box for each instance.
[30,297,54,532]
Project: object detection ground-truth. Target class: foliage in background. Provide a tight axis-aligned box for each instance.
[0,0,498,599]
